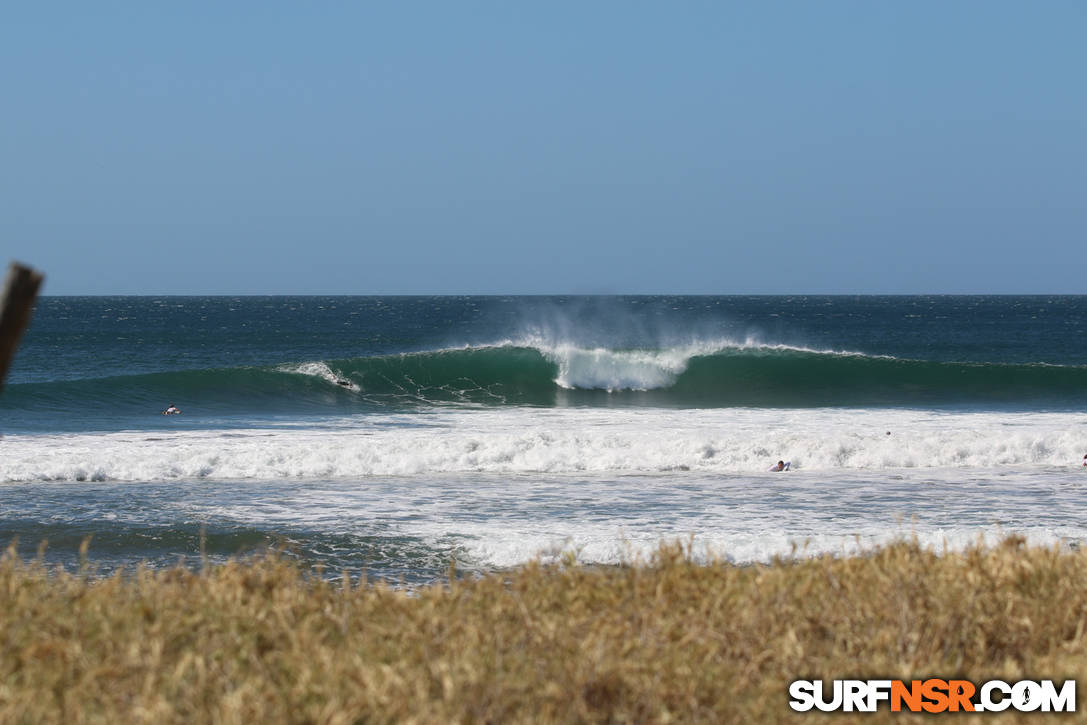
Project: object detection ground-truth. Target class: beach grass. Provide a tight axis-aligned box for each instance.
[2,536,1085,723]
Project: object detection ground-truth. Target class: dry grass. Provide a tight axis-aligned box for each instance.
[1,536,1086,723]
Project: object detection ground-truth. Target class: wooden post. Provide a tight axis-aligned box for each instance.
[0,262,44,390]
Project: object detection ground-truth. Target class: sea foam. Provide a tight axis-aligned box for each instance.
[3,408,1085,483]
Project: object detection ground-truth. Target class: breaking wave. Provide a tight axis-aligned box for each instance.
[4,340,1087,415]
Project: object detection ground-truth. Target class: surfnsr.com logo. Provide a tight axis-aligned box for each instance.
[789,679,1075,713]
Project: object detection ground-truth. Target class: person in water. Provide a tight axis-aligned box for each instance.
[162,404,181,415]
[769,460,790,472]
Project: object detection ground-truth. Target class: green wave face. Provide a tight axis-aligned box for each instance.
[4,344,1087,415]
[672,350,1087,407]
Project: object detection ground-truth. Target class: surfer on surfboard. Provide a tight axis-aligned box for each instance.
[769,460,790,472]
[162,404,181,415]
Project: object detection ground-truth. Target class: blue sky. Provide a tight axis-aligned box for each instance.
[3,2,1084,294]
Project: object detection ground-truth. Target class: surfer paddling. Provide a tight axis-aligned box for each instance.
[162,404,181,415]
[769,460,790,472]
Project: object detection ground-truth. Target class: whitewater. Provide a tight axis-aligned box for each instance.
[4,408,1086,482]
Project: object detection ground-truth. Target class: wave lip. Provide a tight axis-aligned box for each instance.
[511,336,875,392]
[545,344,692,391]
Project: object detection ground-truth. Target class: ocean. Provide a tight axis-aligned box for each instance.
[2,295,1086,583]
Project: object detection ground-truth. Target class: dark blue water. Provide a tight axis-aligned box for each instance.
[5,296,1087,434]
[15,296,1087,379]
